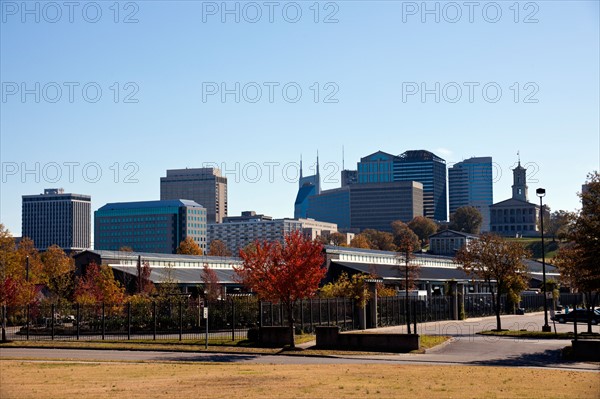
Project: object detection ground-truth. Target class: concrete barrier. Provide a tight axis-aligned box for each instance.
[316,326,420,352]
[571,339,600,361]
[259,326,291,347]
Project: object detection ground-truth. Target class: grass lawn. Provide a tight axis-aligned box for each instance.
[1,360,598,398]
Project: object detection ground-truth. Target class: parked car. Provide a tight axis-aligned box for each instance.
[551,309,600,324]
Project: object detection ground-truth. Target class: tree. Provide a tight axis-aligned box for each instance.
[236,231,325,348]
[456,234,530,330]
[392,220,421,334]
[408,216,437,245]
[16,237,44,285]
[326,232,347,247]
[135,259,154,296]
[207,240,232,257]
[546,210,575,242]
[320,272,371,307]
[41,245,75,304]
[119,246,134,252]
[361,229,396,251]
[176,237,203,255]
[74,262,125,306]
[349,234,371,249]
[391,221,421,252]
[201,264,221,302]
[450,206,483,234]
[0,229,37,308]
[158,262,182,298]
[552,172,600,333]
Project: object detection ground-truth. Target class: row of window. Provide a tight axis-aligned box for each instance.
[491,225,536,232]
[98,216,170,223]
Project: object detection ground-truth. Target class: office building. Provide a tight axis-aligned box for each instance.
[341,170,358,187]
[294,157,321,219]
[489,160,542,237]
[160,168,227,223]
[22,188,91,252]
[394,150,447,222]
[355,150,447,222]
[208,212,338,254]
[357,151,397,183]
[304,181,423,232]
[95,200,206,254]
[448,157,493,231]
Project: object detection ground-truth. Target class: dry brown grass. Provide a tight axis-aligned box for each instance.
[1,360,598,398]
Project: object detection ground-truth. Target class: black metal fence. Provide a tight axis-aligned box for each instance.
[1,293,586,342]
[378,296,454,327]
[259,298,358,332]
[2,296,258,342]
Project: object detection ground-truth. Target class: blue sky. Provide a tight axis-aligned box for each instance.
[1,0,599,242]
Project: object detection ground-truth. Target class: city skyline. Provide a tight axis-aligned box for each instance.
[2,147,594,240]
[2,1,598,238]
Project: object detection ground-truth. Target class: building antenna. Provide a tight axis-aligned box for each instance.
[517,150,521,165]
[300,154,303,179]
[342,145,345,170]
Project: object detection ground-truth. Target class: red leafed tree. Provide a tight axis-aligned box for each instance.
[136,259,155,296]
[201,264,221,302]
[235,230,325,348]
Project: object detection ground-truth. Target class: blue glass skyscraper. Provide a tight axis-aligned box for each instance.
[448,157,494,231]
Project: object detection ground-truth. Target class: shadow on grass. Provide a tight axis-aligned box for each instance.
[151,354,261,363]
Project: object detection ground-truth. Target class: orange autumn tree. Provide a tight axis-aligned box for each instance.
[74,262,125,306]
[236,231,325,348]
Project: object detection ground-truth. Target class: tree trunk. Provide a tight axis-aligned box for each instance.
[490,282,501,331]
[405,260,411,334]
[287,302,295,349]
[585,291,598,334]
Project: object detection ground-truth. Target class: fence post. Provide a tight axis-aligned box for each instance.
[51,304,55,340]
[406,299,411,334]
[300,299,304,333]
[258,301,263,328]
[231,298,235,342]
[26,304,30,340]
[178,301,183,342]
[327,299,331,326]
[101,303,105,341]
[318,298,322,325]
[413,300,417,334]
[127,302,131,341]
[279,304,283,327]
[76,303,80,340]
[309,299,314,332]
[1,305,6,342]
[153,301,157,341]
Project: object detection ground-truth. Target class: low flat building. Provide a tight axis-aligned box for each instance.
[428,229,478,256]
[74,250,242,294]
[208,212,338,254]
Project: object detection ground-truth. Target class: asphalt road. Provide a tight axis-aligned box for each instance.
[1,312,598,371]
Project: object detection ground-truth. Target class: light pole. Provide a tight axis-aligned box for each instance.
[536,188,551,332]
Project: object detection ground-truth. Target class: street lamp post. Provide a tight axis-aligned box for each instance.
[536,188,551,332]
